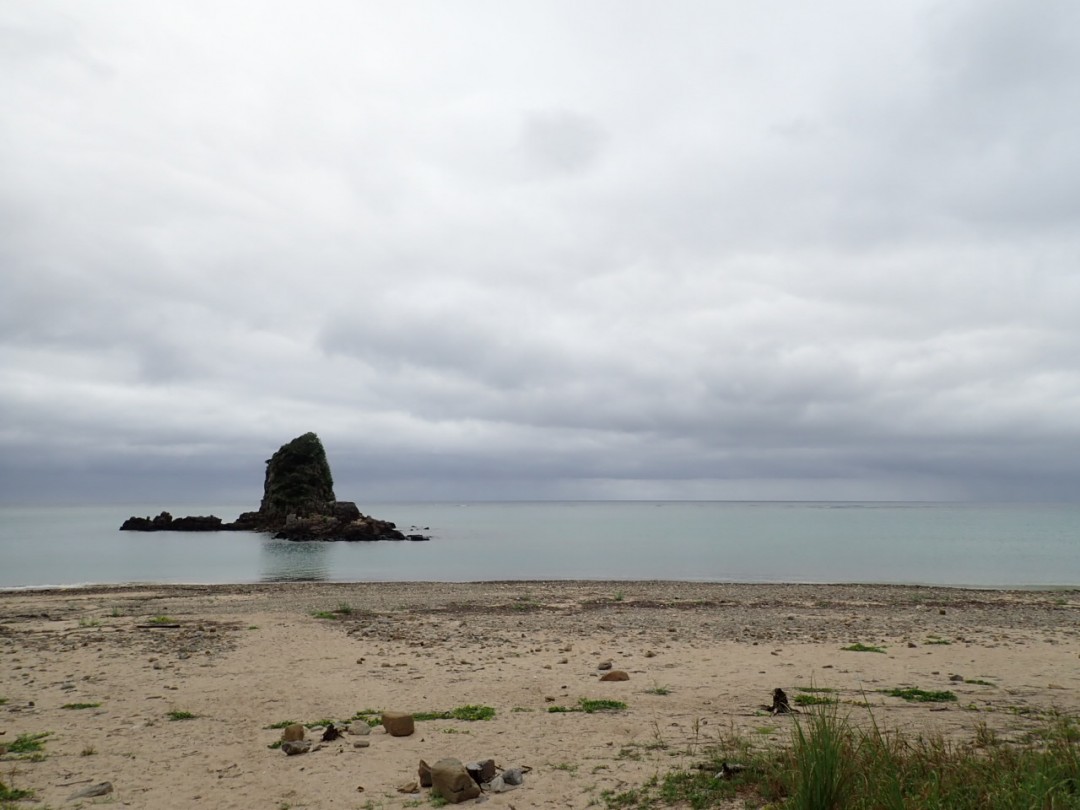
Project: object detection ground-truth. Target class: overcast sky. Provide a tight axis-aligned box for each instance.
[2,1,1079,505]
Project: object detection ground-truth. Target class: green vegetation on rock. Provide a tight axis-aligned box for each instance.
[259,432,336,519]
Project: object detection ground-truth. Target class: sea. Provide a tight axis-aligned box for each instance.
[1,501,1078,590]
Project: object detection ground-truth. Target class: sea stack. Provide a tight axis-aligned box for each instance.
[121,432,426,542]
[257,431,337,521]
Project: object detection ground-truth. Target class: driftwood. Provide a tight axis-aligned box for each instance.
[759,687,798,715]
[321,723,342,742]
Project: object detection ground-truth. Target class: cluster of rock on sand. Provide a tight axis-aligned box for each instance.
[275,713,526,804]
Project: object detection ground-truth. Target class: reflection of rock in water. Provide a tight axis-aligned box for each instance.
[260,537,330,582]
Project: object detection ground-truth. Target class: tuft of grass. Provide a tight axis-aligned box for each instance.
[788,705,854,810]
[644,684,672,696]
[6,732,50,754]
[882,687,957,703]
[604,709,1080,810]
[311,610,338,620]
[81,745,97,756]
[61,702,101,710]
[794,693,836,707]
[965,678,995,687]
[413,705,496,722]
[550,698,628,714]
[0,697,7,705]
[78,617,102,628]
[166,710,197,721]
[149,615,175,624]
[335,602,353,615]
[841,642,886,653]
[925,638,952,645]
[0,780,33,801]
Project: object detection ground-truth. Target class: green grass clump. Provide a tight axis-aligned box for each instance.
[61,702,101,710]
[965,679,995,687]
[0,697,7,706]
[0,780,33,801]
[793,693,836,707]
[413,705,496,722]
[166,710,197,721]
[149,615,175,624]
[6,732,49,754]
[883,687,957,703]
[925,638,952,645]
[311,610,338,620]
[602,709,1080,810]
[841,642,886,653]
[550,698,628,714]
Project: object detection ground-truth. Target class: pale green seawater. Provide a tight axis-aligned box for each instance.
[1,502,1078,588]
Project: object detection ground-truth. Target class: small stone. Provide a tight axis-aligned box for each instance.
[644,650,656,658]
[281,724,306,742]
[907,641,917,648]
[281,739,312,756]
[349,721,372,736]
[431,758,481,804]
[67,782,113,801]
[501,767,525,786]
[381,711,415,737]
[600,670,630,682]
[353,739,370,748]
[418,759,433,787]
[949,674,964,682]
[597,661,613,671]
[397,781,420,794]
[466,759,497,785]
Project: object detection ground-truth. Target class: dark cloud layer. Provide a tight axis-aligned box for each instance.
[1,1,1078,504]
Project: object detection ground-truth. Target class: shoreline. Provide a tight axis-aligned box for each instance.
[5,578,1080,596]
[2,581,1078,808]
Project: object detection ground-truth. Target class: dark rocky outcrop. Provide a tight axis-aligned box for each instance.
[120,432,430,543]
[119,513,223,532]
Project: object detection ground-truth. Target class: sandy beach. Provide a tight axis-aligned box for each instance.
[2,581,1078,808]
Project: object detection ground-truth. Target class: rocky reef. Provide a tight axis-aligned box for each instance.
[120,432,429,542]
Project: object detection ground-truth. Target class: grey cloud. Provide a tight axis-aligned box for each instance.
[1,1,1078,504]
[518,110,607,175]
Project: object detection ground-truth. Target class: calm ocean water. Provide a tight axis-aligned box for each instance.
[1,502,1078,589]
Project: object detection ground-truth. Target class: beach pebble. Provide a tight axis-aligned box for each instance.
[381,711,415,737]
[466,759,497,785]
[353,739,370,749]
[281,740,311,756]
[600,670,629,682]
[281,724,306,742]
[597,661,613,671]
[349,721,372,736]
[431,758,481,803]
[67,781,113,801]
[501,767,525,786]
